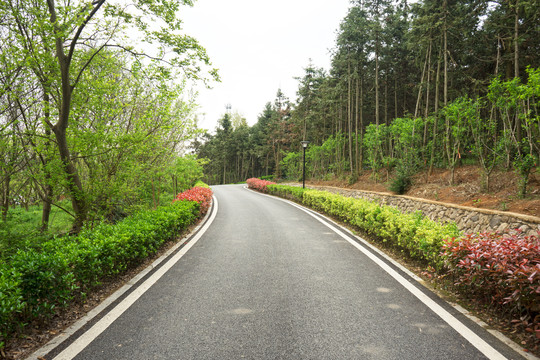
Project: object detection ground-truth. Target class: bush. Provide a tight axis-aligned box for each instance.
[267,184,306,202]
[9,250,77,319]
[389,173,412,194]
[174,186,213,216]
[442,231,540,316]
[0,197,202,348]
[246,178,275,193]
[0,268,24,343]
[297,189,460,269]
[193,180,210,188]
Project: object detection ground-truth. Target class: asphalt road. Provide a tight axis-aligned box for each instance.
[39,184,530,360]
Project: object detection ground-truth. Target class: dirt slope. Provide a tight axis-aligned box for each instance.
[309,165,540,218]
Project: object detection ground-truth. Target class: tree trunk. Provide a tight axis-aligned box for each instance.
[385,73,389,127]
[152,178,156,209]
[514,0,519,79]
[443,0,448,109]
[348,58,353,174]
[394,77,398,119]
[514,0,522,143]
[40,91,53,232]
[423,40,432,126]
[355,74,360,176]
[49,1,87,233]
[423,40,433,167]
[375,36,380,126]
[40,183,53,233]
[51,123,86,233]
[222,158,226,184]
[1,174,10,222]
[415,44,430,118]
[443,0,453,184]
[429,47,442,178]
[360,77,364,171]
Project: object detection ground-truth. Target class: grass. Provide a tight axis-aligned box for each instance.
[0,202,73,260]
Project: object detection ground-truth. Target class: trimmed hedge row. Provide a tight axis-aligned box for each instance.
[443,232,540,318]
[193,180,210,188]
[246,178,275,193]
[267,184,306,202]
[267,185,460,269]
[174,186,213,215]
[0,199,202,348]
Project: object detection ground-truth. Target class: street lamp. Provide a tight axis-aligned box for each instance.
[301,140,309,189]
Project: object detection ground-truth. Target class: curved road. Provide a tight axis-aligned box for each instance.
[35,184,529,359]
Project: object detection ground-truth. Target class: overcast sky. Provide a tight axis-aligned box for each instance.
[181,0,352,132]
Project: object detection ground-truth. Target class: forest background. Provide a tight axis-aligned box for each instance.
[196,0,539,206]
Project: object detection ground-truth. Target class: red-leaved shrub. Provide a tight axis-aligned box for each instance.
[246,178,275,193]
[174,186,213,216]
[442,231,540,337]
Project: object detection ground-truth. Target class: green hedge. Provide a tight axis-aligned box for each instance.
[267,184,307,202]
[0,200,199,346]
[267,185,460,269]
[193,180,210,188]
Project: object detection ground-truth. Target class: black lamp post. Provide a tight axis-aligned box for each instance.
[301,140,309,189]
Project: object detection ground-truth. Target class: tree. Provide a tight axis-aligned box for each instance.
[1,0,217,232]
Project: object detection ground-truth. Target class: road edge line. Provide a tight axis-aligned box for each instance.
[27,196,219,360]
[245,187,535,360]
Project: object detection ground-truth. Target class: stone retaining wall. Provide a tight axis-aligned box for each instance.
[307,185,540,236]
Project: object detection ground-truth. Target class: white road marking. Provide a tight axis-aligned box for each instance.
[247,187,509,360]
[51,197,219,360]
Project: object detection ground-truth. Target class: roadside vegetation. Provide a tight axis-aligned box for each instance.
[247,179,540,353]
[0,0,218,354]
[0,183,213,352]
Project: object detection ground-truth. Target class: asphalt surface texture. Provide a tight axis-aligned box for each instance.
[40,184,529,360]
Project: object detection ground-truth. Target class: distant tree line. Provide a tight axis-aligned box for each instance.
[196,0,539,196]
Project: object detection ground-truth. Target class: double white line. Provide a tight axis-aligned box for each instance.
[29,197,219,360]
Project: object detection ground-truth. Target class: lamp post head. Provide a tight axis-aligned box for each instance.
[301,140,310,148]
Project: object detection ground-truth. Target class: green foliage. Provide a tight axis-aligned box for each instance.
[363,124,388,178]
[193,180,210,188]
[0,200,199,346]
[0,202,74,260]
[0,268,24,342]
[514,153,538,197]
[269,187,460,269]
[280,151,302,181]
[260,175,276,182]
[170,156,208,192]
[0,0,215,233]
[389,173,412,194]
[304,190,460,268]
[386,117,424,193]
[267,185,307,202]
[280,134,349,181]
[9,249,76,318]
[442,97,473,177]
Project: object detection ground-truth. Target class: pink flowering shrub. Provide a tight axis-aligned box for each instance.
[174,186,213,216]
[442,231,540,341]
[246,178,276,193]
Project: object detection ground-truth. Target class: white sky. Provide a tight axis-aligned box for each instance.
[181,0,352,131]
